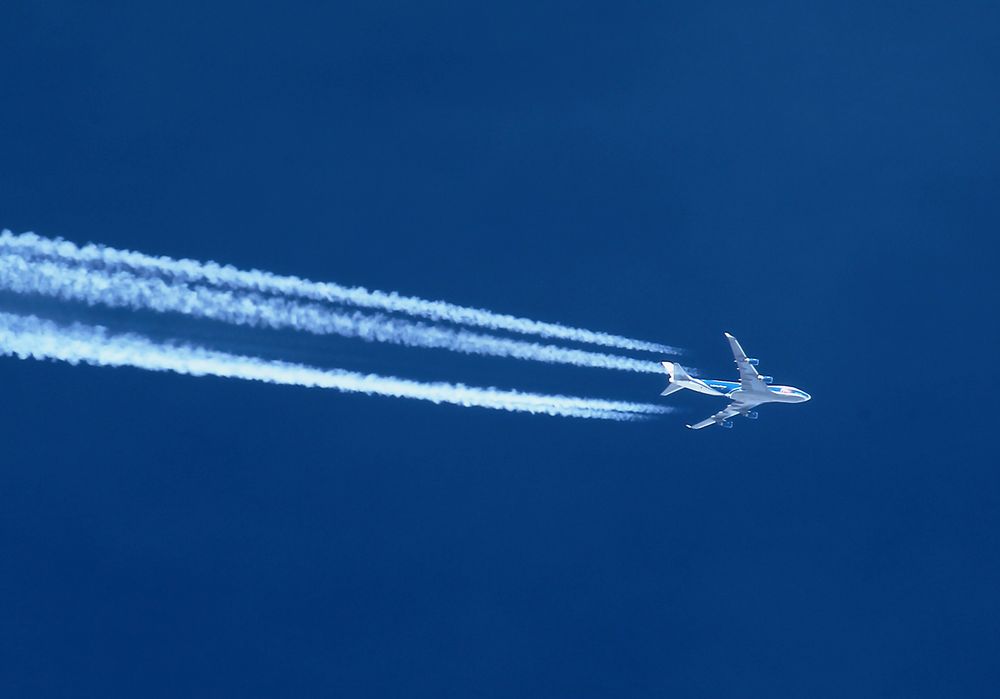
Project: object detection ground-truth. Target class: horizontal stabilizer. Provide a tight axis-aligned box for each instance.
[660,383,685,397]
[660,362,723,397]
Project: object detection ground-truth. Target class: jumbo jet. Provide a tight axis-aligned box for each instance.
[661,333,810,429]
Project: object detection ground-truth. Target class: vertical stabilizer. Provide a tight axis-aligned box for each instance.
[659,362,724,397]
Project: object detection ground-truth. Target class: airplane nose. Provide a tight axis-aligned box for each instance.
[802,392,811,402]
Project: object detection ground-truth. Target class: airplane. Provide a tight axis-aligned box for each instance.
[660,332,810,429]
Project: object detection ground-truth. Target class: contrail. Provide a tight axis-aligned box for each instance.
[0,255,666,374]
[0,312,672,420]
[0,230,678,354]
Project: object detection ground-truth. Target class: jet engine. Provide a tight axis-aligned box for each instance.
[721,419,734,429]
[745,410,759,420]
[747,358,760,366]
[761,375,773,384]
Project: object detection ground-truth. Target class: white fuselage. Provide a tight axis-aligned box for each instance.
[700,379,811,411]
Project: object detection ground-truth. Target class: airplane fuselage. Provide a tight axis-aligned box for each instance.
[699,379,811,407]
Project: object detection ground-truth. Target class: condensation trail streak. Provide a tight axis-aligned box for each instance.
[0,255,666,374]
[0,230,678,354]
[0,313,672,420]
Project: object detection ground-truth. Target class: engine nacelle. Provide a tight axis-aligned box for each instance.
[746,410,759,420]
[761,375,773,384]
[721,419,734,429]
[747,358,760,366]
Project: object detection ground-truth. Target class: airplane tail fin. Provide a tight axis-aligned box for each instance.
[660,362,723,397]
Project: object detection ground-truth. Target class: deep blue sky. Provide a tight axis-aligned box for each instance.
[1,2,998,696]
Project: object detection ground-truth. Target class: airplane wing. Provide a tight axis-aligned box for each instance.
[687,403,741,430]
[725,332,769,393]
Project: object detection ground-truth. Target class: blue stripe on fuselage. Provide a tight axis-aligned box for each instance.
[703,379,739,394]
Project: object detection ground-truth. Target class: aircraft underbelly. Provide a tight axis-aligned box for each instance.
[728,389,769,409]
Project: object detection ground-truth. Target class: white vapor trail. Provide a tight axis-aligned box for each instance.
[0,313,672,420]
[0,230,678,354]
[0,255,666,374]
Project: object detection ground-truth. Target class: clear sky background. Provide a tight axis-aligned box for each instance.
[1,2,998,697]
